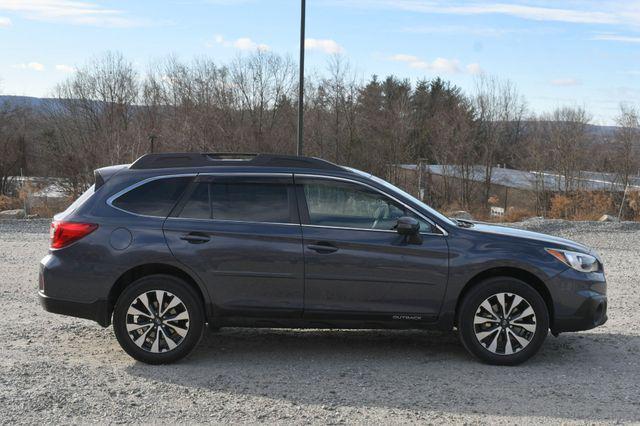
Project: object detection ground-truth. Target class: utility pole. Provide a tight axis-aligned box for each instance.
[296,0,306,156]
[149,134,156,154]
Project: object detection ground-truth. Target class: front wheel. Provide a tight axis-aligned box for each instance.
[113,275,204,364]
[458,277,549,365]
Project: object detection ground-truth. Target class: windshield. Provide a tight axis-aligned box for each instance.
[345,167,457,227]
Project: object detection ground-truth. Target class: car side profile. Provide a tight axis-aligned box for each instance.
[38,153,608,365]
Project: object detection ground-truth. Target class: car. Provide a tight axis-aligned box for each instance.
[38,153,608,365]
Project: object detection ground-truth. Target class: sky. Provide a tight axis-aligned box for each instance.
[0,0,639,125]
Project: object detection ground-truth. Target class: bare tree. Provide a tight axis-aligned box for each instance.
[540,107,592,193]
[0,101,28,195]
[230,51,296,153]
[474,75,527,208]
[614,104,640,189]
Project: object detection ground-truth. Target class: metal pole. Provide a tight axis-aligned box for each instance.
[149,135,156,154]
[417,160,423,200]
[618,183,629,221]
[296,0,306,156]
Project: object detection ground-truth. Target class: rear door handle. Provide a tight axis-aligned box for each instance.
[307,242,338,254]
[180,233,211,244]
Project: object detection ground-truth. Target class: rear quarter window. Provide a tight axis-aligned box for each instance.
[111,177,191,217]
[63,184,95,215]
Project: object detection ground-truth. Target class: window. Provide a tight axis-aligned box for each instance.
[209,182,292,223]
[112,177,191,217]
[303,180,432,232]
[179,183,210,219]
[64,184,95,215]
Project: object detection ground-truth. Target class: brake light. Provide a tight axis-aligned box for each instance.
[50,221,98,249]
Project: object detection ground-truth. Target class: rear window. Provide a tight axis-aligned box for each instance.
[112,177,191,217]
[177,181,292,223]
[210,183,291,223]
[179,182,211,219]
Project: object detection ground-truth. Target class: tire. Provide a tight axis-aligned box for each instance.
[113,274,204,364]
[457,277,549,366]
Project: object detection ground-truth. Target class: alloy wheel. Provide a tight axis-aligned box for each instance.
[125,290,190,353]
[473,292,536,355]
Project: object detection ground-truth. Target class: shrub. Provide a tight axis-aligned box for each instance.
[549,195,572,219]
[549,192,617,220]
[0,195,22,211]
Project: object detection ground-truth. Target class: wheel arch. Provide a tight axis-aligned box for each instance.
[107,263,210,326]
[454,266,554,328]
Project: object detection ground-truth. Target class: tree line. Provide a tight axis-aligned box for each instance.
[0,51,638,213]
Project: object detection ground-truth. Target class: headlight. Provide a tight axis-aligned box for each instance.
[545,248,600,273]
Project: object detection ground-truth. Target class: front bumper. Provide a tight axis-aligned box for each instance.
[549,268,608,334]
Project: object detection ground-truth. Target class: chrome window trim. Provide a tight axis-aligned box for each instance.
[296,173,448,236]
[165,216,299,226]
[106,173,198,218]
[106,171,449,237]
[106,172,293,219]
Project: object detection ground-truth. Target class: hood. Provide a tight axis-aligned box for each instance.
[463,222,593,254]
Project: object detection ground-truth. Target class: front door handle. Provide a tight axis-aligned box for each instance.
[307,242,338,254]
[180,233,210,244]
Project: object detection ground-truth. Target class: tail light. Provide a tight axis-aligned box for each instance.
[50,221,98,249]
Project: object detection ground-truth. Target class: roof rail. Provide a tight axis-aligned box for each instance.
[129,152,345,172]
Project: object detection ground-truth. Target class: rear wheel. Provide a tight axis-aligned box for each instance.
[458,277,549,365]
[113,275,204,364]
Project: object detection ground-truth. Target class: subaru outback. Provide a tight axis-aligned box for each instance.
[39,153,608,365]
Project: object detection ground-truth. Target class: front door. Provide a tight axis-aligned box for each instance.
[163,174,304,318]
[297,176,449,322]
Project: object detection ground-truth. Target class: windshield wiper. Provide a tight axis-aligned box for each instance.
[453,218,474,228]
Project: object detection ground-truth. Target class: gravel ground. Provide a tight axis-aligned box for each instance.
[1,219,639,424]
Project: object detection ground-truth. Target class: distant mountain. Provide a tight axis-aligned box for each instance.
[586,124,618,139]
[0,95,55,109]
[0,95,92,114]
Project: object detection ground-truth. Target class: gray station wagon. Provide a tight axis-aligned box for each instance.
[39,153,608,365]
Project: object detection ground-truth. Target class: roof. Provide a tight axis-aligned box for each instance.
[399,164,640,192]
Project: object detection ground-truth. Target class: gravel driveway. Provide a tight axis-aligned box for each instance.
[1,219,639,424]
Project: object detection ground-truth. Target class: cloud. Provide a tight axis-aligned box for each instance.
[390,54,420,62]
[0,0,153,27]
[340,0,636,26]
[234,37,270,51]
[0,16,10,27]
[592,33,640,43]
[466,63,483,75]
[13,62,45,71]
[208,34,270,51]
[305,38,345,54]
[390,53,481,75]
[55,64,76,73]
[551,78,580,86]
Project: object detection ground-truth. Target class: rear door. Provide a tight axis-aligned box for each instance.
[296,175,449,322]
[163,174,304,318]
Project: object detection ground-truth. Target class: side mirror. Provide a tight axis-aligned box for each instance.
[396,216,420,235]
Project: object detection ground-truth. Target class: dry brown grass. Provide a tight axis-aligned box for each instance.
[0,195,22,211]
[549,192,618,220]
[504,207,535,222]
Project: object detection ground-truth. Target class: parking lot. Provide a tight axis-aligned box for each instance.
[1,219,639,424]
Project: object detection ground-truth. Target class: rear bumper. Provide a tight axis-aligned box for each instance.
[39,253,112,327]
[549,268,608,334]
[38,291,110,327]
